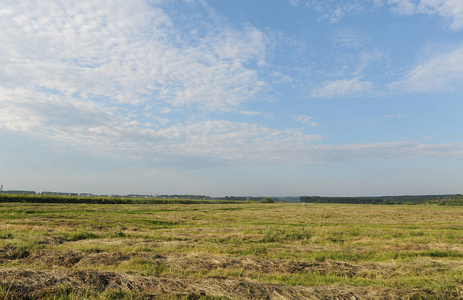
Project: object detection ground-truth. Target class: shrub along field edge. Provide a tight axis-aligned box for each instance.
[0,194,241,205]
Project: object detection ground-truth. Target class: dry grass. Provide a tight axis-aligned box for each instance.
[0,267,435,300]
[1,202,463,299]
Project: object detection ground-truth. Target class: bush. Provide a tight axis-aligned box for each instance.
[261,197,274,203]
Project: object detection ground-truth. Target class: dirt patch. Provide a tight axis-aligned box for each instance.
[0,268,436,300]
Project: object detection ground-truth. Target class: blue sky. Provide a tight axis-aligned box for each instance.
[1,0,462,196]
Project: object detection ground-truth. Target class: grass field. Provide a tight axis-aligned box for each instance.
[1,202,462,299]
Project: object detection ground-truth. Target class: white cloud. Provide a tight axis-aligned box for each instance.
[0,85,322,166]
[311,78,373,98]
[297,0,463,30]
[0,0,268,111]
[312,3,360,23]
[141,128,463,166]
[298,0,383,23]
[0,87,123,149]
[0,0,279,166]
[239,111,274,119]
[389,47,463,92]
[316,141,463,162]
[303,1,358,23]
[388,0,417,14]
[1,85,462,167]
[389,0,463,30]
[384,113,409,118]
[2,0,462,173]
[293,115,322,127]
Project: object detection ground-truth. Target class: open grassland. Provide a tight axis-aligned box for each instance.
[0,202,462,299]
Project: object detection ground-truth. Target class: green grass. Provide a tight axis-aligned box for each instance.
[1,202,463,298]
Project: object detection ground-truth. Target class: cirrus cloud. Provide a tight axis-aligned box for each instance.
[389,46,463,93]
[311,78,374,98]
[389,0,463,30]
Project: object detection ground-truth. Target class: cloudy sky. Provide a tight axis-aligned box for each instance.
[1,0,462,197]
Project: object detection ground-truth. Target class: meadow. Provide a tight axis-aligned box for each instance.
[0,201,462,299]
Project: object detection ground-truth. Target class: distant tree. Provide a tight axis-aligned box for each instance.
[300,196,310,202]
[262,197,274,203]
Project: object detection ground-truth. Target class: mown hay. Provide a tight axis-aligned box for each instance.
[2,250,463,299]
[0,267,441,300]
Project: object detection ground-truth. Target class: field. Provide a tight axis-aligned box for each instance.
[1,202,463,299]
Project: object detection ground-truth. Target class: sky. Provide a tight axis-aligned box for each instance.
[1,0,462,197]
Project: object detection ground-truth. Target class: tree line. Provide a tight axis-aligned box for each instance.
[300,195,463,205]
